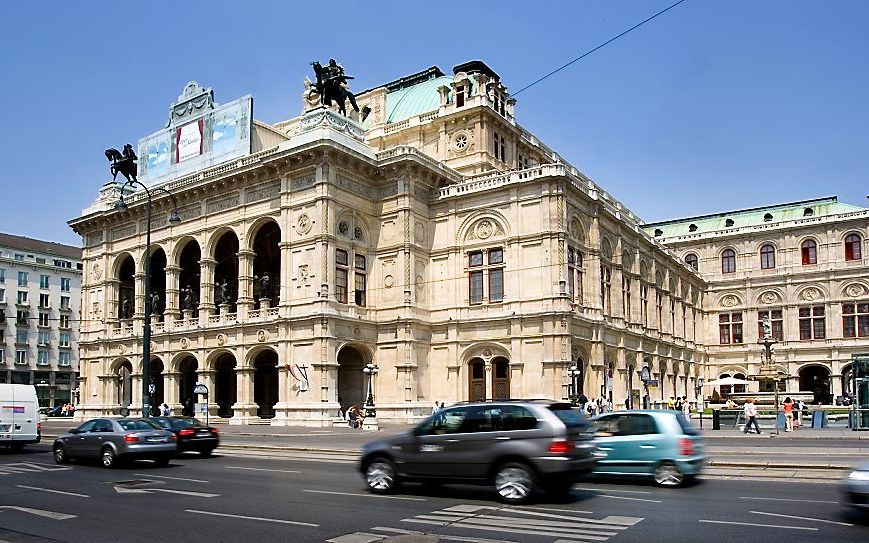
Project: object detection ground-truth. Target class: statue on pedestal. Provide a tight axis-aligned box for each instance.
[105,143,138,183]
[309,58,360,117]
[218,279,231,305]
[121,297,131,319]
[182,285,195,311]
[762,314,772,340]
[150,291,162,315]
[256,272,271,300]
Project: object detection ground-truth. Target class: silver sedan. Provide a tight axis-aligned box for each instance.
[53,418,177,468]
[842,460,869,512]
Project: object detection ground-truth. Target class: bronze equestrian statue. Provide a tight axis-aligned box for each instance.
[310,59,360,117]
[105,143,138,183]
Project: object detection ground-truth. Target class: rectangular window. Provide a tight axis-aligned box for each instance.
[39,293,50,308]
[757,309,784,341]
[489,268,504,303]
[567,247,583,304]
[719,312,743,344]
[335,249,348,266]
[16,329,28,344]
[58,351,70,366]
[59,314,70,329]
[354,272,366,307]
[843,303,869,338]
[0,268,5,282]
[17,271,27,286]
[488,248,503,265]
[16,310,28,325]
[60,296,70,310]
[39,275,49,289]
[335,268,348,303]
[37,350,49,365]
[622,276,631,321]
[60,278,71,292]
[53,259,71,269]
[59,332,70,347]
[469,251,483,267]
[38,331,49,345]
[600,266,612,314]
[469,271,484,305]
[15,254,25,261]
[493,131,506,162]
[455,84,465,108]
[0,287,4,303]
[799,305,825,340]
[641,284,649,327]
[670,298,676,334]
[354,254,366,270]
[17,291,28,304]
[16,350,27,365]
[655,290,663,329]
[38,313,50,327]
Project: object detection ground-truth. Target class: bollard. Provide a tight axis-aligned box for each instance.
[712,409,721,430]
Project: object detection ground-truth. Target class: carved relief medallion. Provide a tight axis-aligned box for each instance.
[257,329,269,342]
[801,287,820,301]
[846,284,866,298]
[92,262,102,280]
[216,333,227,346]
[297,213,312,234]
[384,275,395,288]
[721,294,739,308]
[180,337,189,350]
[476,220,494,239]
[414,222,426,243]
[760,291,780,305]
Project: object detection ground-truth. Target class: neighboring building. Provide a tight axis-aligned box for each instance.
[69,63,706,425]
[0,233,82,406]
[644,197,869,404]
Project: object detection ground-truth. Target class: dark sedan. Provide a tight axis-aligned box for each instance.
[53,418,177,468]
[148,417,220,456]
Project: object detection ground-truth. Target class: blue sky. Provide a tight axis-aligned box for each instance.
[1,1,866,245]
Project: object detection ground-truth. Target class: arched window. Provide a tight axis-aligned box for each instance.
[721,249,736,274]
[685,253,698,271]
[801,239,817,265]
[760,244,775,269]
[845,234,862,261]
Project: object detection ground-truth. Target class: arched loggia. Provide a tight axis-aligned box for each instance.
[251,221,281,308]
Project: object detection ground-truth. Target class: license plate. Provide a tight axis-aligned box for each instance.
[197,430,210,435]
[147,437,166,442]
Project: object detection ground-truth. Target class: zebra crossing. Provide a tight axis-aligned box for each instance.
[327,504,644,543]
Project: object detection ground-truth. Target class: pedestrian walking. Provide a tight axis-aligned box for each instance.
[794,399,804,429]
[667,396,676,410]
[675,396,684,412]
[743,398,762,434]
[782,397,794,432]
[578,393,589,414]
[682,396,691,419]
[432,401,440,415]
[159,403,172,416]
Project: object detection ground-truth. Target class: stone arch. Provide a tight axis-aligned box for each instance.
[204,225,242,257]
[716,292,744,308]
[174,354,199,416]
[249,218,281,306]
[460,343,511,365]
[211,229,240,311]
[170,235,201,264]
[795,284,827,303]
[169,351,201,373]
[756,288,785,306]
[243,216,282,249]
[621,250,634,273]
[205,348,237,370]
[175,238,202,315]
[212,351,238,418]
[839,281,869,299]
[717,245,738,257]
[336,344,371,412]
[600,237,613,260]
[798,363,832,404]
[568,215,586,243]
[755,239,780,252]
[111,251,137,279]
[456,210,510,244]
[640,260,651,281]
[251,347,279,418]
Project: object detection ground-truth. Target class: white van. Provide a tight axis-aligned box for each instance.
[0,384,41,451]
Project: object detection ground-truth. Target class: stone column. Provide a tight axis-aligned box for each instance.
[279,240,291,307]
[230,366,257,424]
[165,371,181,411]
[107,279,121,325]
[484,360,492,400]
[237,249,256,317]
[165,265,181,322]
[129,372,143,412]
[199,258,217,318]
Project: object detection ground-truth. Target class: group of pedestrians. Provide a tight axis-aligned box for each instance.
[742,397,807,434]
[576,394,611,416]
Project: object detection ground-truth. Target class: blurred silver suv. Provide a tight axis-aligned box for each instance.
[359,400,598,504]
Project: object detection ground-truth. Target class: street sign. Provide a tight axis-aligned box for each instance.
[197,402,208,414]
[193,383,208,395]
[640,366,650,382]
[147,384,156,394]
[646,379,659,387]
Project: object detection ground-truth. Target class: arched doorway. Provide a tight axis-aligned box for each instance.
[117,255,135,319]
[469,358,486,401]
[251,221,281,308]
[213,231,239,311]
[799,365,832,404]
[253,350,279,418]
[178,356,198,416]
[214,354,237,418]
[178,240,201,317]
[149,248,167,320]
[575,357,586,398]
[337,346,367,413]
[116,360,133,415]
[149,358,164,416]
[491,357,510,400]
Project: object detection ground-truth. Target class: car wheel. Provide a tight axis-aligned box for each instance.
[101,447,117,469]
[653,461,684,487]
[53,445,67,464]
[494,462,536,504]
[364,457,398,494]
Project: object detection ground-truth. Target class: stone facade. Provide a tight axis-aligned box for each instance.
[69,62,706,425]
[645,198,869,404]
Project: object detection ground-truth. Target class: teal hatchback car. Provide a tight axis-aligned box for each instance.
[590,410,705,487]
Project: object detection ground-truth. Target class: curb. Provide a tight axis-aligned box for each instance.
[706,460,850,470]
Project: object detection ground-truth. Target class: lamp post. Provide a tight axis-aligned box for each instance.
[696,377,704,429]
[115,182,181,418]
[567,364,582,405]
[362,362,379,416]
[640,366,651,409]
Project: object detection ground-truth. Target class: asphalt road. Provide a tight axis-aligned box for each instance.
[0,443,866,543]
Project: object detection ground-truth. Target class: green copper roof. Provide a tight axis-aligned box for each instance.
[385,75,453,124]
[643,196,865,238]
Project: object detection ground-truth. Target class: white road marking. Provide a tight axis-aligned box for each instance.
[302,489,426,501]
[372,527,518,543]
[134,473,209,483]
[516,506,594,515]
[0,462,71,474]
[0,506,76,520]
[186,509,319,527]
[750,511,854,527]
[444,505,498,513]
[469,515,623,535]
[15,485,89,498]
[596,494,661,503]
[148,488,219,497]
[421,521,611,542]
[327,533,383,543]
[226,466,301,474]
[699,520,816,531]
[577,487,652,495]
[740,496,839,504]
[506,509,640,526]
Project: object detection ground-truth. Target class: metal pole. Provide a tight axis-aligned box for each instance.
[142,195,152,418]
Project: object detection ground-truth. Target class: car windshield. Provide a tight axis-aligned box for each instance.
[170,418,205,429]
[118,419,161,431]
[674,412,699,435]
[548,405,588,428]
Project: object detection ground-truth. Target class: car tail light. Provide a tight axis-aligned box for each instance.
[679,438,694,456]
[168,433,177,441]
[179,429,195,437]
[124,433,140,443]
[548,440,575,455]
[210,428,219,436]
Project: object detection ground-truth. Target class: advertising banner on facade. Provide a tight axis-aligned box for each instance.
[176,119,204,163]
